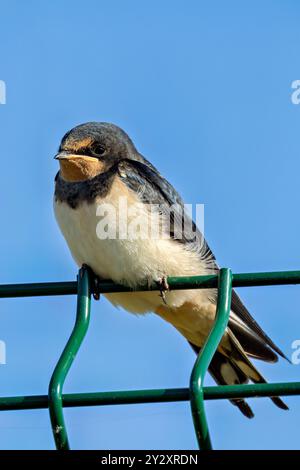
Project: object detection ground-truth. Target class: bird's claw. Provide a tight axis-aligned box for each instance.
[93,276,101,301]
[156,276,169,304]
[81,264,101,300]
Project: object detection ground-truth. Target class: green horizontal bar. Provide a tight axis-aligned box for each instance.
[205,381,300,400]
[0,282,77,298]
[234,270,300,287]
[0,381,299,411]
[1,270,300,298]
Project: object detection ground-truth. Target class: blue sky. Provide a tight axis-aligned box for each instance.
[0,0,300,449]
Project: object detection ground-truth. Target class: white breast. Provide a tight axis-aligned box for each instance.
[54,178,215,314]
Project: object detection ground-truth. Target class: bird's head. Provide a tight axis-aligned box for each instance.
[55,122,137,182]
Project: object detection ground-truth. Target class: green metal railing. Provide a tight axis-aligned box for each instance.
[0,267,300,450]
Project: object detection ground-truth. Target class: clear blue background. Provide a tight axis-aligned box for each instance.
[0,0,299,449]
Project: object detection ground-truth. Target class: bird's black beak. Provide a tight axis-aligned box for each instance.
[54,151,71,160]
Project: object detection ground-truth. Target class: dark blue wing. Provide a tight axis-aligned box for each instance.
[120,156,216,265]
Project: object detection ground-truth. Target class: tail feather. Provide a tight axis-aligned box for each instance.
[225,329,289,411]
[228,317,279,363]
[189,343,255,418]
[230,290,289,362]
[231,398,254,419]
[189,327,289,417]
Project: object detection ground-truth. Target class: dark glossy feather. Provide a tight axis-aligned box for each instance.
[230,290,289,361]
[189,344,254,418]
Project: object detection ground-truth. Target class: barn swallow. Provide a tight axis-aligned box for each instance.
[54,122,289,418]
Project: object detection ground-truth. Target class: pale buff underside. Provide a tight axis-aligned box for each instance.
[54,174,233,350]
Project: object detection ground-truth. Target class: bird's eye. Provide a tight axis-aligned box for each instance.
[91,143,106,156]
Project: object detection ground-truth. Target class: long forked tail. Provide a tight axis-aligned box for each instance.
[224,329,288,411]
[190,343,255,418]
[190,330,289,418]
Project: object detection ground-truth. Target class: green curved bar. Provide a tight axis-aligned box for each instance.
[48,267,91,450]
[189,268,233,450]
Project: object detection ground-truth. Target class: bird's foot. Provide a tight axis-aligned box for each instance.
[93,276,101,301]
[81,264,101,300]
[156,276,169,304]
